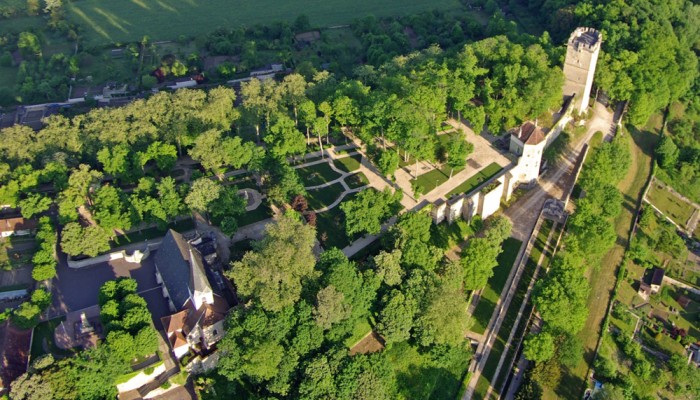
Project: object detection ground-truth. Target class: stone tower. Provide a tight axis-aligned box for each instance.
[562,27,602,114]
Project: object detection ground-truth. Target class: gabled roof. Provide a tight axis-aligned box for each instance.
[160,309,190,336]
[512,122,546,146]
[651,267,665,286]
[154,230,212,310]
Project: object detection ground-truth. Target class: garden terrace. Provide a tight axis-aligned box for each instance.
[446,163,504,197]
[411,164,465,196]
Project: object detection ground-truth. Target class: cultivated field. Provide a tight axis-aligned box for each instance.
[65,0,462,46]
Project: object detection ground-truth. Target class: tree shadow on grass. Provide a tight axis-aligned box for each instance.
[397,365,462,400]
[554,363,587,400]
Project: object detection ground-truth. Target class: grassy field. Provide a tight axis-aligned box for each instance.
[549,128,657,399]
[306,181,346,210]
[345,172,369,189]
[470,238,524,334]
[412,165,464,195]
[296,161,342,187]
[65,0,462,46]
[385,341,470,400]
[334,154,363,173]
[238,201,274,226]
[645,181,696,228]
[344,318,372,348]
[446,163,503,197]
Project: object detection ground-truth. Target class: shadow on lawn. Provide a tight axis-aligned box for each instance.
[397,365,463,400]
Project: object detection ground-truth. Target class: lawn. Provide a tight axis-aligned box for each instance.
[470,238,524,334]
[0,237,36,271]
[344,172,369,190]
[333,154,363,173]
[64,0,462,46]
[296,161,342,187]
[344,318,372,348]
[446,163,504,197]
[411,165,464,195]
[550,127,657,400]
[306,182,346,211]
[315,192,360,250]
[237,201,274,227]
[645,182,695,228]
[110,219,194,247]
[30,317,78,360]
[385,341,471,400]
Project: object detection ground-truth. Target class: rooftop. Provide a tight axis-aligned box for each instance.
[569,27,601,50]
[154,230,212,310]
[512,122,546,146]
[0,217,37,234]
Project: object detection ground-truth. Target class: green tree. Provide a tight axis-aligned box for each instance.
[341,188,401,236]
[373,249,403,286]
[18,193,52,218]
[189,130,255,178]
[60,223,111,257]
[377,150,400,177]
[185,178,221,214]
[446,136,474,178]
[18,32,41,58]
[376,290,417,344]
[655,136,679,170]
[523,331,556,362]
[92,185,132,232]
[228,213,317,311]
[313,285,351,330]
[265,113,306,158]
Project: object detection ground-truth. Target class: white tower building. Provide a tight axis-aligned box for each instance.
[562,27,602,114]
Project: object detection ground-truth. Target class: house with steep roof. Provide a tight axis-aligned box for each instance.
[155,230,229,359]
[509,121,547,185]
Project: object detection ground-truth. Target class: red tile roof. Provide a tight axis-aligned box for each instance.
[513,122,546,145]
[0,218,37,234]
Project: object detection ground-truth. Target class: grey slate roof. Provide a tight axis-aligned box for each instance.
[155,230,211,310]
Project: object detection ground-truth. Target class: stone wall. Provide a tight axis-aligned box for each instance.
[67,245,156,269]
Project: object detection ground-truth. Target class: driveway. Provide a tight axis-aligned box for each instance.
[49,252,170,325]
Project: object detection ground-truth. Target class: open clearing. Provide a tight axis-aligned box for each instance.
[65,0,462,46]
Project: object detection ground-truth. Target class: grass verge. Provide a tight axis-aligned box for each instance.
[471,238,524,334]
[446,163,503,197]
